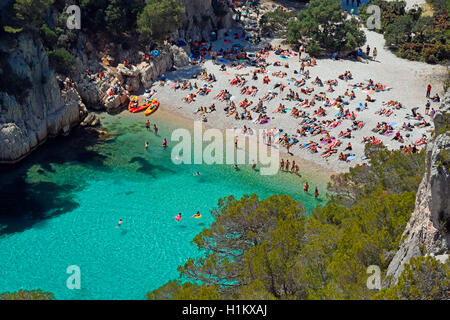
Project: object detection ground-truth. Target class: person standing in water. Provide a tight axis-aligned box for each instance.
[153,124,158,135]
[145,141,149,150]
[162,138,168,148]
[304,181,309,192]
[314,187,319,199]
[145,120,150,131]
[116,219,123,228]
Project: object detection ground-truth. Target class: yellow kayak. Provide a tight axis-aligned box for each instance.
[145,99,160,116]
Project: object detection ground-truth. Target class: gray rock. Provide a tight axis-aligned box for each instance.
[0,33,80,163]
[386,92,450,283]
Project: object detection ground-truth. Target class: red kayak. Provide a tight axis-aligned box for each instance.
[128,105,148,113]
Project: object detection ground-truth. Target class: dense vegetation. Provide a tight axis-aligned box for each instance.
[1,0,186,77]
[375,256,450,300]
[145,145,449,300]
[259,9,295,36]
[360,0,449,64]
[287,0,366,56]
[137,0,185,42]
[0,289,55,300]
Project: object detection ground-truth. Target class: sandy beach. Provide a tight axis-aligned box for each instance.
[138,22,446,175]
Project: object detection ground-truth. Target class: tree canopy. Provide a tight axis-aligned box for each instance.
[147,144,431,300]
[137,0,186,42]
[287,0,366,55]
[360,0,449,64]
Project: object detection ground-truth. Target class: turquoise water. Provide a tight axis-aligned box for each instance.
[0,111,324,300]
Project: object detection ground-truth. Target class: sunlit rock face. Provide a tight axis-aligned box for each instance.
[0,34,80,163]
[386,93,450,283]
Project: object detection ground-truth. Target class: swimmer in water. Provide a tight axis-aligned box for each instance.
[192,211,201,218]
[175,213,182,222]
[145,141,149,149]
[234,164,240,170]
[116,219,123,228]
[193,171,201,176]
[162,138,168,148]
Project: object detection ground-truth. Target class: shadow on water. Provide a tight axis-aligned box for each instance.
[0,127,114,235]
[0,175,79,235]
[129,156,176,178]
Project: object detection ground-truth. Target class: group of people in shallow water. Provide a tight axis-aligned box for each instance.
[143,120,168,150]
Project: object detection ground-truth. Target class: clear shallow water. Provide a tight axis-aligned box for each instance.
[0,111,324,300]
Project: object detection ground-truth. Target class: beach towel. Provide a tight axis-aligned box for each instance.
[281,56,289,60]
[347,154,356,161]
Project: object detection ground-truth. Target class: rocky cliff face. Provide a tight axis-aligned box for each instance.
[386,92,450,282]
[178,0,234,41]
[0,33,81,163]
[0,1,234,163]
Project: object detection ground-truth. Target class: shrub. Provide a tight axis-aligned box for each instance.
[47,48,76,74]
[40,24,57,49]
[137,0,185,42]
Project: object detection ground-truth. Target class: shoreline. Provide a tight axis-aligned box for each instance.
[111,106,333,190]
[134,27,445,178]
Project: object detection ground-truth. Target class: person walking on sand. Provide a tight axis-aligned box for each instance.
[373,47,377,61]
[426,84,431,98]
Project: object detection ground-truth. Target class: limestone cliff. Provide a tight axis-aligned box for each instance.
[386,92,450,282]
[178,0,234,41]
[0,33,81,163]
[0,1,234,163]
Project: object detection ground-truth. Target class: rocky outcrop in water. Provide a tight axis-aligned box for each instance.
[386,92,450,283]
[0,34,81,163]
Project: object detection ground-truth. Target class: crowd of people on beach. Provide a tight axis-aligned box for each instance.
[150,19,439,189]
